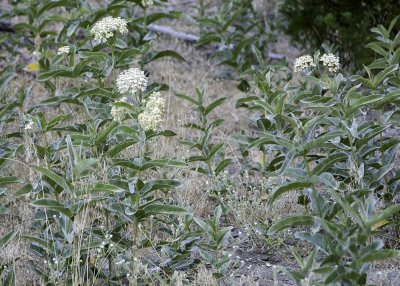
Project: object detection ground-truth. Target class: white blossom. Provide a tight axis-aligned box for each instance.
[294,55,315,72]
[117,68,148,95]
[24,120,36,131]
[138,111,162,131]
[91,16,128,43]
[320,53,340,72]
[142,0,154,7]
[145,92,164,113]
[57,46,70,55]
[111,97,130,122]
[138,92,165,131]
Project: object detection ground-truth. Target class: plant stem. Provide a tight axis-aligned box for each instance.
[143,8,147,31]
[105,211,112,285]
[303,154,322,217]
[111,41,116,86]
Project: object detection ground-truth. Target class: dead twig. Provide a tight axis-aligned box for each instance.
[147,23,285,60]
[148,24,199,42]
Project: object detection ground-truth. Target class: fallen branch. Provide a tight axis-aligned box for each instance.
[147,23,285,60]
[148,24,199,42]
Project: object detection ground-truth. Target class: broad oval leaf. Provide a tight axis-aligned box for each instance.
[267,216,315,235]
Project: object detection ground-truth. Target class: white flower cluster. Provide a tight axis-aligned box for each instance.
[57,46,70,55]
[90,16,128,43]
[142,0,154,7]
[111,97,130,122]
[320,53,340,72]
[24,120,36,131]
[117,68,148,95]
[294,55,315,72]
[144,92,164,112]
[138,92,165,131]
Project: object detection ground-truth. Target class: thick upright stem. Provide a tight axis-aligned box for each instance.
[304,154,323,217]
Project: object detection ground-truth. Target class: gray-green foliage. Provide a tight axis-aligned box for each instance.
[195,0,273,78]
[176,88,232,179]
[236,17,400,285]
[0,0,192,284]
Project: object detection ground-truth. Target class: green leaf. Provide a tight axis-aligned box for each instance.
[105,140,138,157]
[303,248,318,272]
[269,181,312,205]
[235,96,259,108]
[0,206,9,215]
[267,216,314,235]
[254,100,275,115]
[2,266,15,286]
[365,42,388,57]
[233,37,255,60]
[143,204,189,215]
[146,130,177,140]
[66,19,80,37]
[206,143,224,160]
[215,227,232,247]
[372,64,398,88]
[0,176,23,187]
[37,0,77,18]
[194,217,212,234]
[360,249,400,263]
[278,150,296,175]
[47,114,71,130]
[312,153,348,175]
[295,232,330,253]
[366,204,400,228]
[326,190,364,227]
[302,131,346,152]
[72,158,99,177]
[247,135,279,149]
[83,183,125,195]
[374,89,400,109]
[345,95,383,118]
[33,96,75,108]
[140,159,187,171]
[372,163,395,181]
[95,121,118,146]
[303,115,326,134]
[214,159,232,176]
[15,184,32,197]
[37,68,72,81]
[143,50,185,64]
[196,34,221,46]
[31,199,73,217]
[31,165,71,194]
[0,71,15,94]
[75,87,114,100]
[66,134,77,169]
[141,179,181,195]
[145,11,181,24]
[175,93,199,105]
[79,51,111,62]
[0,230,18,249]
[274,92,287,114]
[118,47,140,62]
[205,98,226,115]
[22,235,52,252]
